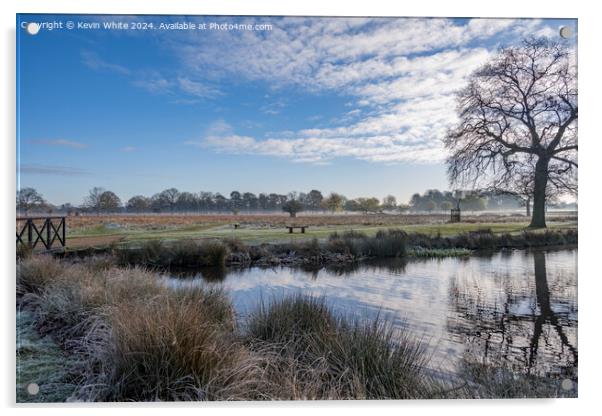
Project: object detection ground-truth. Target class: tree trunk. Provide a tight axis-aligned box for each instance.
[529,157,549,228]
[526,197,531,217]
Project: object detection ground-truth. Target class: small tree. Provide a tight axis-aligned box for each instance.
[176,192,199,212]
[322,192,345,213]
[356,197,381,214]
[99,191,122,213]
[84,187,106,215]
[306,189,324,211]
[126,195,150,213]
[282,199,304,218]
[160,188,180,212]
[230,191,242,213]
[381,195,397,211]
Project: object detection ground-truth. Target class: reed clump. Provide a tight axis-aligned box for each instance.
[107,288,255,401]
[246,295,432,399]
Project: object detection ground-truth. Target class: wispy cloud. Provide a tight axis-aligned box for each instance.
[177,77,221,98]
[29,139,88,149]
[81,50,130,75]
[188,120,444,164]
[260,97,288,115]
[81,51,220,102]
[19,164,90,176]
[175,17,560,164]
[132,71,173,94]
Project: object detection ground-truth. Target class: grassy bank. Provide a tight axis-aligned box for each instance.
[63,213,577,248]
[17,255,435,400]
[110,228,577,269]
[17,255,574,401]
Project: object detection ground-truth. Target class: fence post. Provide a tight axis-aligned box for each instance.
[46,218,51,249]
[27,219,33,248]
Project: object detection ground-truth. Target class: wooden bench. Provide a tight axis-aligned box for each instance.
[286,225,308,234]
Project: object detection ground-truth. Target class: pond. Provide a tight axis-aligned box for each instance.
[163,248,577,382]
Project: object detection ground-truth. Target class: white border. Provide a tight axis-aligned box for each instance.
[2,1,600,415]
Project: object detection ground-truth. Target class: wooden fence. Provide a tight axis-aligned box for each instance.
[16,216,66,250]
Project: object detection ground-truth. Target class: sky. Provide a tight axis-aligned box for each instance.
[16,14,577,206]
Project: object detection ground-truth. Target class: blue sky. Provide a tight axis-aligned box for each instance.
[16,14,576,205]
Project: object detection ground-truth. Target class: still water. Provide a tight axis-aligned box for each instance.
[164,249,577,380]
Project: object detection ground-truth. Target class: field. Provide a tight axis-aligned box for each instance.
[60,212,578,248]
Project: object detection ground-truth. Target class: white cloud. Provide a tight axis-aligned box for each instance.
[189,120,446,164]
[173,17,560,164]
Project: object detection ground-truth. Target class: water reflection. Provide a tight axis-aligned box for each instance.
[447,250,577,379]
[163,248,577,380]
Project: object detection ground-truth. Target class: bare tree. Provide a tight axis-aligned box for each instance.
[16,187,45,215]
[381,195,398,211]
[84,187,106,215]
[445,38,577,228]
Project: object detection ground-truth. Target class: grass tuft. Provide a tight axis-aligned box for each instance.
[246,295,432,399]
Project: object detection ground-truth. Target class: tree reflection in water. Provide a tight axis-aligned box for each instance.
[448,250,577,381]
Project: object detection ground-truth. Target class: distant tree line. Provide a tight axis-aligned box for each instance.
[16,186,576,217]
